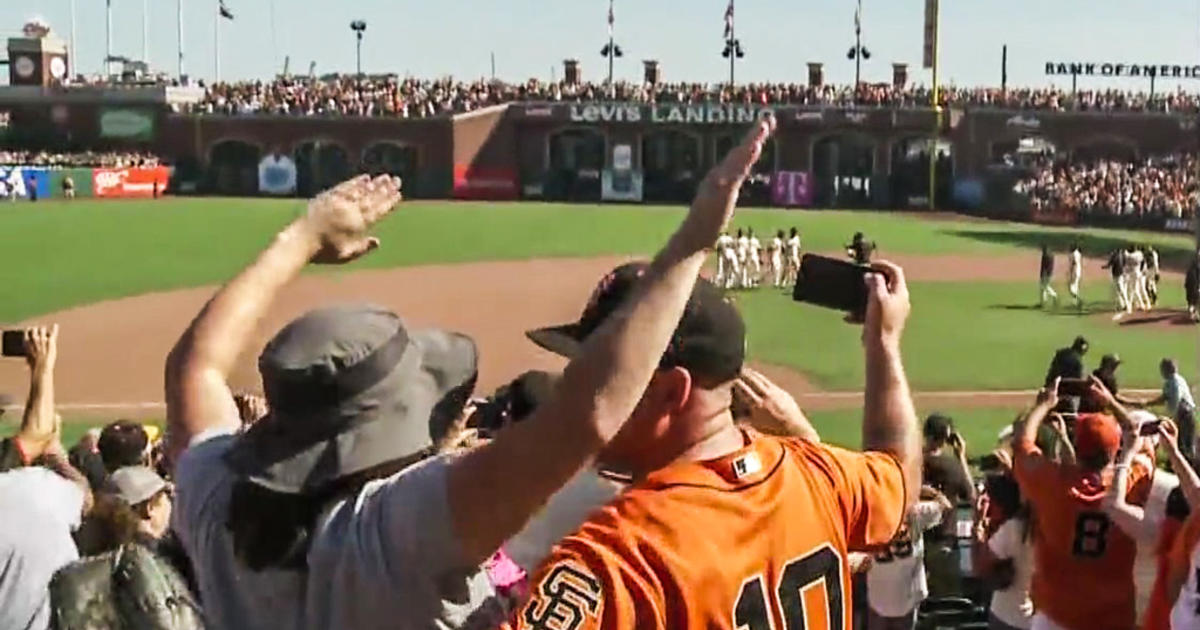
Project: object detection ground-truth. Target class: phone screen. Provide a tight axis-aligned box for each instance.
[0,330,24,358]
[1139,421,1163,436]
[1056,379,1091,397]
[791,254,870,316]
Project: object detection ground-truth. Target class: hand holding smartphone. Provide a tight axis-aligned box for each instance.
[1,330,25,358]
[792,254,870,319]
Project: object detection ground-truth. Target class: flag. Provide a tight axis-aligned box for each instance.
[607,0,614,37]
[218,0,234,20]
[723,0,734,39]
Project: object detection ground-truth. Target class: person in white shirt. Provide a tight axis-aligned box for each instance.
[971,474,1033,630]
[736,228,751,288]
[767,230,785,288]
[1068,243,1083,311]
[746,229,763,287]
[1126,246,1151,312]
[785,227,802,285]
[714,232,735,288]
[865,489,952,630]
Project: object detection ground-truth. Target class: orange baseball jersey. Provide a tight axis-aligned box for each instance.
[502,431,906,630]
[1013,437,1151,630]
[1142,516,1185,630]
[1168,510,1200,629]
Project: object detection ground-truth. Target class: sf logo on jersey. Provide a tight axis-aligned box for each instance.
[523,563,603,630]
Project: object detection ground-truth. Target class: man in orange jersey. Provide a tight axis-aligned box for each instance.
[506,229,921,625]
[1012,380,1151,630]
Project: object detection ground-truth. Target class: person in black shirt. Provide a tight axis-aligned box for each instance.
[1187,248,1200,322]
[1039,244,1058,307]
[1103,248,1127,311]
[846,232,875,265]
[921,413,975,598]
[1080,353,1137,413]
[1045,335,1088,413]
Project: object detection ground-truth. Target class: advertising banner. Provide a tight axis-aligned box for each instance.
[1163,217,1193,233]
[452,164,518,200]
[771,171,813,207]
[47,168,95,198]
[258,154,298,195]
[601,170,644,202]
[1031,205,1078,226]
[93,166,171,198]
[0,166,52,199]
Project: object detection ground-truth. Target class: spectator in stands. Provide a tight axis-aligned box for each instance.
[921,412,975,596]
[166,124,776,628]
[96,420,150,474]
[68,428,107,490]
[1081,354,1139,413]
[1139,359,1197,462]
[971,473,1034,630]
[0,326,59,472]
[1012,380,1146,630]
[864,487,953,630]
[0,442,94,630]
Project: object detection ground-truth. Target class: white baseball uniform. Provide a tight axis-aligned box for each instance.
[716,234,740,289]
[736,235,751,288]
[768,237,784,287]
[1068,249,1082,304]
[1127,249,1150,311]
[786,234,802,284]
[747,235,763,286]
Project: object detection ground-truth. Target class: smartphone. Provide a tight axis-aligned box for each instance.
[1056,378,1091,397]
[1,330,24,358]
[1139,420,1163,436]
[792,254,870,317]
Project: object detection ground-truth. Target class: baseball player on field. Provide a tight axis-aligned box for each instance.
[785,227,802,285]
[747,229,763,288]
[1039,244,1058,308]
[714,232,735,288]
[1103,248,1128,314]
[1145,245,1161,307]
[1068,242,1083,311]
[736,228,751,289]
[768,230,785,288]
[1127,245,1150,312]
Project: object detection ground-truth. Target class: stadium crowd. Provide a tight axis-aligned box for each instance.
[186,76,1200,117]
[1016,154,1200,220]
[4,119,1200,630]
[0,149,163,168]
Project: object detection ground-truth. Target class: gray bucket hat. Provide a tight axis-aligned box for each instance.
[223,304,478,494]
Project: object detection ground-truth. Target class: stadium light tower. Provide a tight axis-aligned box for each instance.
[350,20,367,78]
[600,0,623,94]
[846,0,871,91]
[721,0,744,86]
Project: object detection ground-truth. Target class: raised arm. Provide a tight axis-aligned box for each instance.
[12,326,59,462]
[1103,424,1153,543]
[861,261,921,506]
[1159,419,1200,509]
[164,175,402,466]
[446,118,777,565]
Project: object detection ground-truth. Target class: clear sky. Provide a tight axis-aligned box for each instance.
[5,0,1200,92]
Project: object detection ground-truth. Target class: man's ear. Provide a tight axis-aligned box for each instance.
[655,367,693,414]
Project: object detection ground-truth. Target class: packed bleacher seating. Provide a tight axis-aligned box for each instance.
[184,76,1200,117]
[1016,153,1200,220]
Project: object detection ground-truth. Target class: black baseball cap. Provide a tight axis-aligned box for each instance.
[1100,353,1121,368]
[526,262,746,382]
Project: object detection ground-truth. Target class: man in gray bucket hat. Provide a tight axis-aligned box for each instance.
[165,143,774,630]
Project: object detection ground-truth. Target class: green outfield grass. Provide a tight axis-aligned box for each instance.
[0,198,1195,393]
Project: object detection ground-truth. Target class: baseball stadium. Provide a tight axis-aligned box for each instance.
[1,1,1200,630]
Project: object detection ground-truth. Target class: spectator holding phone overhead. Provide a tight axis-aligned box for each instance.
[921,413,975,596]
[1012,379,1150,630]
[0,326,60,472]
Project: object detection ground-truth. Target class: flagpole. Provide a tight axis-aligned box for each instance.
[69,0,77,78]
[729,0,735,85]
[105,0,113,75]
[214,0,220,81]
[143,0,150,65]
[177,0,185,78]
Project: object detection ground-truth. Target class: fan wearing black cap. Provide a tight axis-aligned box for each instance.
[506,240,920,623]
[165,120,781,630]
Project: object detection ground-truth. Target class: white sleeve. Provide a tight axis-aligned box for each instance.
[912,500,946,532]
[24,468,86,530]
[988,518,1021,560]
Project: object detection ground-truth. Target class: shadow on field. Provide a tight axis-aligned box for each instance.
[946,229,1196,271]
[989,301,1112,316]
[1116,309,1197,327]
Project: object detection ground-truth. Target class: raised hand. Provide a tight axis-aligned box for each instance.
[734,367,813,439]
[676,116,776,254]
[24,324,58,374]
[303,174,402,264]
[863,261,910,349]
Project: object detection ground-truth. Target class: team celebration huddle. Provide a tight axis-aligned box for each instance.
[714,227,802,289]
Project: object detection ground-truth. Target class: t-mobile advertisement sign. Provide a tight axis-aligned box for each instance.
[771,171,812,207]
